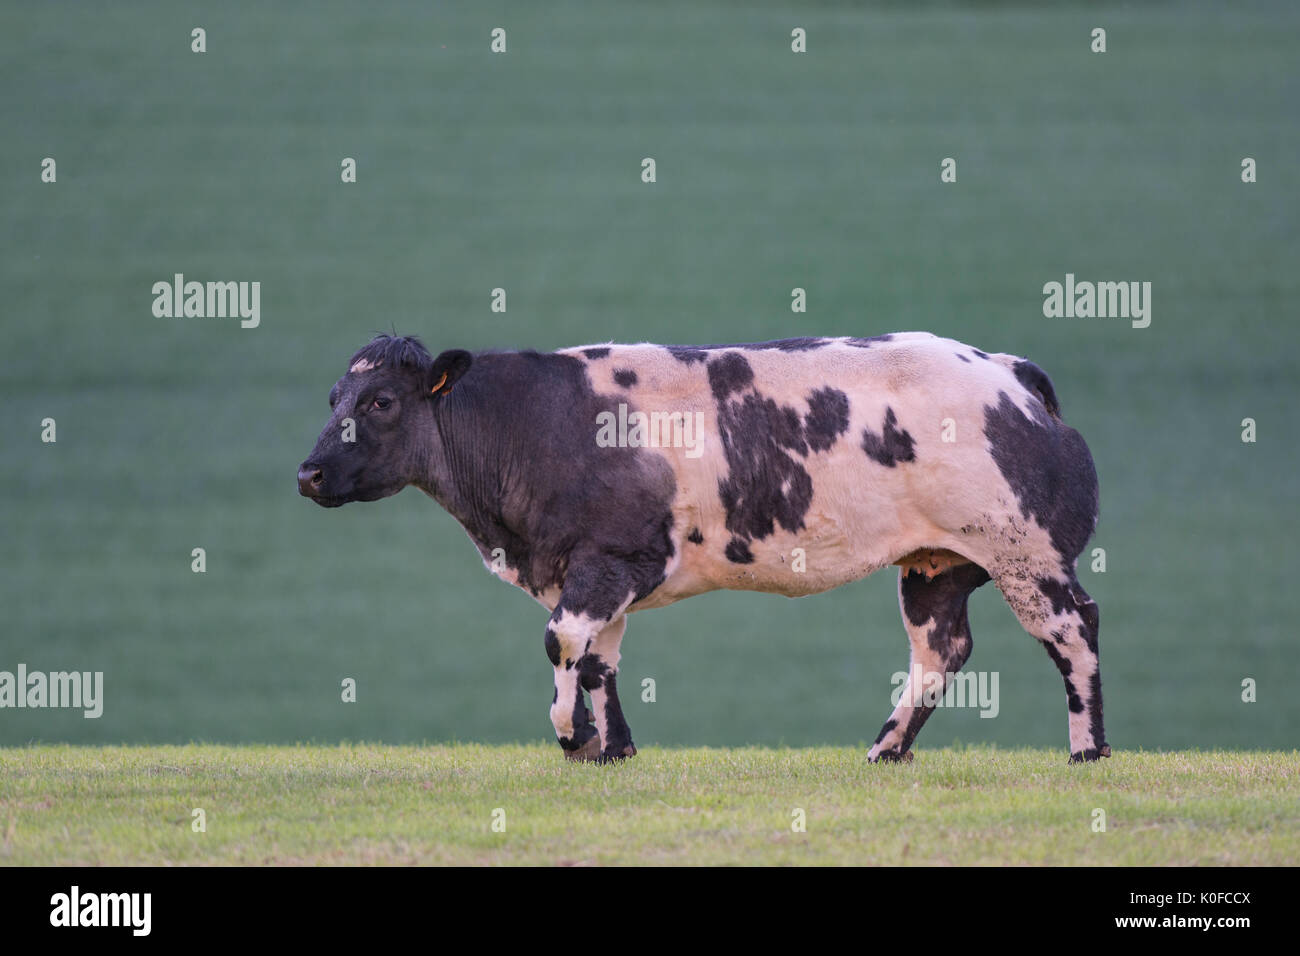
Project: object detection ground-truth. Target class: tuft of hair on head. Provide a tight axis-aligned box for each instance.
[347,334,434,374]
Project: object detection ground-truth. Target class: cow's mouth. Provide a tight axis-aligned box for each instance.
[307,494,348,508]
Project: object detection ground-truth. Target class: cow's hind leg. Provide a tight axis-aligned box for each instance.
[579,616,638,762]
[868,562,991,762]
[994,567,1108,762]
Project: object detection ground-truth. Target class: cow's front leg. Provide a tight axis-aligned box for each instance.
[545,613,603,762]
[545,561,642,763]
[579,617,637,762]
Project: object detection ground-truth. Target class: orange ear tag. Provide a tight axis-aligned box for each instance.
[431,371,448,394]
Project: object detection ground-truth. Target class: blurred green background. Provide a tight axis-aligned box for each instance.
[1,1,1296,750]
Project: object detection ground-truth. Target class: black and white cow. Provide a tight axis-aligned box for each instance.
[298,332,1108,763]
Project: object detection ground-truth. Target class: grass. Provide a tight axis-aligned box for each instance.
[2,745,1296,865]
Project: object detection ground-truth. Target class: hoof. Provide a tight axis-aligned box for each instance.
[1068,744,1112,764]
[870,749,913,764]
[563,730,603,763]
[597,742,637,764]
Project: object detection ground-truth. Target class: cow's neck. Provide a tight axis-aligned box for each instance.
[416,368,549,588]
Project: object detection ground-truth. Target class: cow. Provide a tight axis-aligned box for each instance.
[298,332,1108,764]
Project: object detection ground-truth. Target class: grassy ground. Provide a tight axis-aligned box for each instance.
[2,745,1295,865]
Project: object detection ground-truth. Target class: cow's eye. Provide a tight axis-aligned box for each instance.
[373,397,392,411]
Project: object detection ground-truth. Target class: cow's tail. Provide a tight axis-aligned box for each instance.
[994,354,1062,420]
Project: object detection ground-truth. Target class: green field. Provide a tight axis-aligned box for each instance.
[1,745,1295,865]
[1,0,1297,764]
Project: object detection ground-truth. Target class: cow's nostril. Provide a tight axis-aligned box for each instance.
[297,463,325,496]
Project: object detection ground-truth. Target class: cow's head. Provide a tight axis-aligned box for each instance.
[297,335,471,507]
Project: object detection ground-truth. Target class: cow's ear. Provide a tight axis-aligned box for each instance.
[428,349,472,396]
